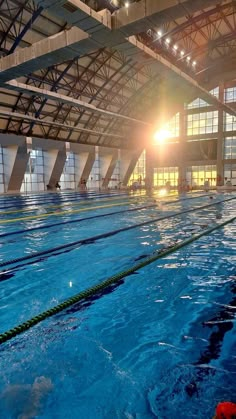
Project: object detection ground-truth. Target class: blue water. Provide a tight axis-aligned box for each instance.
[0,191,235,418]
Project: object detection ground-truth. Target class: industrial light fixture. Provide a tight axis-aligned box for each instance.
[187,56,191,61]
[157,30,162,37]
[180,50,185,56]
[166,38,171,44]
[125,1,129,7]
[192,61,196,66]
[173,44,178,50]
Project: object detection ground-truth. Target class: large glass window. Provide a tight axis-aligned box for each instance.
[60,152,75,189]
[21,149,45,193]
[165,113,180,138]
[186,165,216,187]
[187,111,218,136]
[153,166,178,187]
[186,98,209,110]
[224,163,236,185]
[224,87,236,103]
[186,87,219,109]
[88,147,100,189]
[224,137,236,159]
[128,150,146,187]
[224,113,236,132]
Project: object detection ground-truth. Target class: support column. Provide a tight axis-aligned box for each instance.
[71,144,95,188]
[99,147,118,189]
[3,141,29,192]
[217,83,224,186]
[120,149,142,186]
[44,147,66,188]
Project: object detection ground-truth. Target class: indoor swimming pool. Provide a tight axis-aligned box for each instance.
[0,190,235,418]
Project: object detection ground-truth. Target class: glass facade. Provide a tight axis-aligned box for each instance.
[153,166,178,187]
[165,113,180,138]
[88,147,100,190]
[224,163,236,184]
[224,87,236,103]
[186,165,217,187]
[21,149,45,193]
[224,113,236,132]
[187,111,218,136]
[224,137,236,159]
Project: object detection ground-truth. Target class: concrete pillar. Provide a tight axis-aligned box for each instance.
[71,144,95,187]
[145,145,155,187]
[99,147,118,188]
[3,142,29,192]
[120,149,142,186]
[44,147,66,188]
[217,83,224,185]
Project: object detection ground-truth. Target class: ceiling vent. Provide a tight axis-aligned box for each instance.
[62,2,78,13]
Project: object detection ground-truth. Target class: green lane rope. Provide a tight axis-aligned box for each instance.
[0,214,235,345]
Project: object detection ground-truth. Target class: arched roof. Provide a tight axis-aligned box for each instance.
[0,0,235,149]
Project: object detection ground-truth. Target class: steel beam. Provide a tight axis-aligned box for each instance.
[0,108,125,139]
[0,26,98,83]
[112,0,224,36]
[5,80,150,125]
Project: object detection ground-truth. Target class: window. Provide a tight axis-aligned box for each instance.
[165,113,180,139]
[60,152,76,189]
[21,149,45,193]
[186,87,219,109]
[186,165,216,187]
[186,98,209,110]
[187,111,218,136]
[224,87,236,103]
[224,137,236,159]
[224,113,236,132]
[224,164,236,184]
[153,166,178,187]
[88,147,100,189]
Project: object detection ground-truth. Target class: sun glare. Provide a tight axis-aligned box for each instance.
[153,129,170,144]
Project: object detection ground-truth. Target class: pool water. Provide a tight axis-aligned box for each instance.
[0,191,235,418]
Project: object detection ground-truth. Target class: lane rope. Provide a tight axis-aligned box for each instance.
[0,214,235,345]
[0,196,235,270]
[0,193,212,238]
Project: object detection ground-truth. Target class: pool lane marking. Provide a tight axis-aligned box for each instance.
[0,191,206,215]
[0,193,220,239]
[0,196,235,270]
[0,194,138,216]
[0,192,220,225]
[0,214,235,345]
[0,201,135,224]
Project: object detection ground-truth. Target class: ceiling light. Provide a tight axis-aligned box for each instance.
[192,61,196,66]
[166,38,171,44]
[125,1,129,7]
[173,45,178,50]
[181,50,185,56]
[187,56,191,61]
[157,30,162,37]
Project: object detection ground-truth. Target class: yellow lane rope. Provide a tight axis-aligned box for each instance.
[0,194,143,215]
[0,201,136,224]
